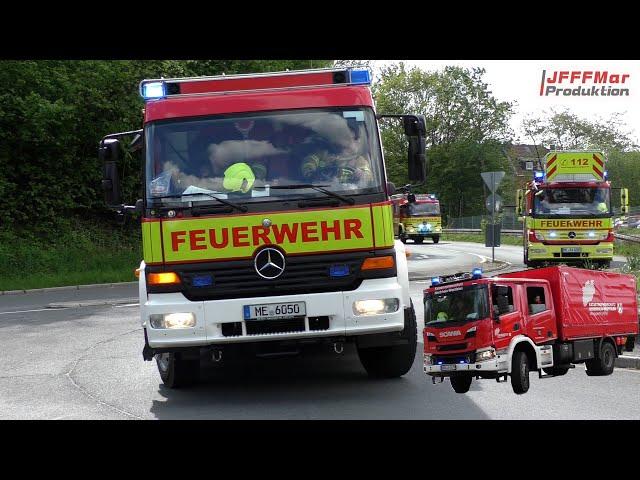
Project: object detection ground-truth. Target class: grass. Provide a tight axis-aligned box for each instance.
[441,232,523,246]
[0,218,142,291]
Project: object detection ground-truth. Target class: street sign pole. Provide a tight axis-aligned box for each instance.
[481,171,505,264]
[491,172,495,263]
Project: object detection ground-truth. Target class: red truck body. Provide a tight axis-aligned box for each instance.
[423,266,638,394]
[499,266,638,341]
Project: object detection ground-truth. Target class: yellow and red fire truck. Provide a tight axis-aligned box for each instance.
[517,150,629,269]
[99,68,427,387]
[391,193,442,244]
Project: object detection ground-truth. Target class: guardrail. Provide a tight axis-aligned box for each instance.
[443,228,640,243]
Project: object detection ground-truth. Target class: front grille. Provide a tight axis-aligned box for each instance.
[437,343,467,352]
[433,352,476,364]
[553,252,587,258]
[246,318,305,335]
[309,316,330,331]
[221,322,243,337]
[157,250,395,301]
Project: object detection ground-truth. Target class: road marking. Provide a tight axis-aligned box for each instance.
[0,307,68,315]
[115,303,139,308]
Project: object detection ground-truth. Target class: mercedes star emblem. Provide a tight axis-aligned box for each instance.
[254,247,285,279]
[568,231,576,239]
[262,218,272,228]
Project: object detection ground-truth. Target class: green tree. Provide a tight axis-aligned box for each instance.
[372,62,514,217]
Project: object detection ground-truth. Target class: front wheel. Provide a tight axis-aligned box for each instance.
[450,375,472,393]
[156,353,200,388]
[511,350,530,394]
[414,237,424,244]
[432,235,440,244]
[357,304,417,379]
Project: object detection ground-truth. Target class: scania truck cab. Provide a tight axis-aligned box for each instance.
[99,68,427,388]
[391,193,442,244]
[517,150,629,268]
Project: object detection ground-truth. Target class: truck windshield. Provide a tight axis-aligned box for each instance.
[533,187,610,217]
[144,107,383,204]
[425,285,489,326]
[407,203,440,216]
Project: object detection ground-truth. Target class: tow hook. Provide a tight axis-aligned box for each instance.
[212,350,223,362]
[333,342,344,354]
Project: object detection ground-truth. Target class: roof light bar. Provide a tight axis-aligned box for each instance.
[348,68,371,85]
[141,81,166,100]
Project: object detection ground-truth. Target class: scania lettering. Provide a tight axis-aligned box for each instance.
[516,150,629,268]
[424,266,638,394]
[99,68,426,388]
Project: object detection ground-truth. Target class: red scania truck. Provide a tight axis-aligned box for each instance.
[423,266,638,394]
[99,68,428,387]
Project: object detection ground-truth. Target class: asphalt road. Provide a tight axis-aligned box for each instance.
[1,241,638,420]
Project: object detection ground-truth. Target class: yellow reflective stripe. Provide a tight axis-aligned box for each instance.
[160,205,376,263]
[142,221,164,264]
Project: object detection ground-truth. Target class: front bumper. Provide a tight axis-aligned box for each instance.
[424,354,508,376]
[142,277,405,348]
[527,242,613,261]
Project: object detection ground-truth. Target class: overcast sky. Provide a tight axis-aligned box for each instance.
[371,60,640,145]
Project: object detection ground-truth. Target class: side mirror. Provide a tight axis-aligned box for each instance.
[404,115,427,183]
[516,189,524,216]
[100,139,122,206]
[386,181,396,196]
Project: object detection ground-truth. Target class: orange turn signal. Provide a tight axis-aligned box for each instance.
[147,272,181,285]
[362,256,395,271]
[134,268,141,279]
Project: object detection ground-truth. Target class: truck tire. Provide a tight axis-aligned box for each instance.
[585,342,615,376]
[511,350,530,394]
[543,366,569,376]
[433,235,440,244]
[155,352,199,388]
[400,235,407,244]
[414,237,424,244]
[357,303,417,379]
[450,375,472,393]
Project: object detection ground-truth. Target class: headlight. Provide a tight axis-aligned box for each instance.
[408,227,415,232]
[353,298,399,316]
[476,347,496,362]
[535,232,544,241]
[149,312,196,329]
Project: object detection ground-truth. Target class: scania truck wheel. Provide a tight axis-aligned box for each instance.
[156,352,200,388]
[414,237,424,244]
[357,303,417,378]
[511,350,530,394]
[585,342,615,376]
[432,235,440,244]
[450,374,472,393]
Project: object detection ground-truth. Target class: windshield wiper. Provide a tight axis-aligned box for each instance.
[266,184,355,205]
[149,192,248,213]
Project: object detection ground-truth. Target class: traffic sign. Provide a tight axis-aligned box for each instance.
[485,193,503,212]
[481,171,505,192]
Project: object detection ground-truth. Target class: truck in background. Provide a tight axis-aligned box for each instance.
[99,68,428,388]
[391,193,442,244]
[517,150,629,268]
[423,265,638,394]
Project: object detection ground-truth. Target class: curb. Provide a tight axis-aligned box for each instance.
[1,281,138,296]
[47,298,139,309]
[616,355,640,370]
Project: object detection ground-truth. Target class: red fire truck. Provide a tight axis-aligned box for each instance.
[99,68,428,387]
[423,266,638,394]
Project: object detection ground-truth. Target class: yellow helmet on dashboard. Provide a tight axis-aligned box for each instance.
[223,162,255,193]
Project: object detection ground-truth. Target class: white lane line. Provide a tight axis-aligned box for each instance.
[0,307,68,315]
[114,303,139,308]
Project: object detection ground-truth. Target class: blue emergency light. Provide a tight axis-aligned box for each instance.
[329,264,350,277]
[141,81,166,100]
[348,69,371,85]
[431,277,441,286]
[604,171,608,179]
[192,275,213,287]
[534,171,544,180]
[472,268,483,279]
